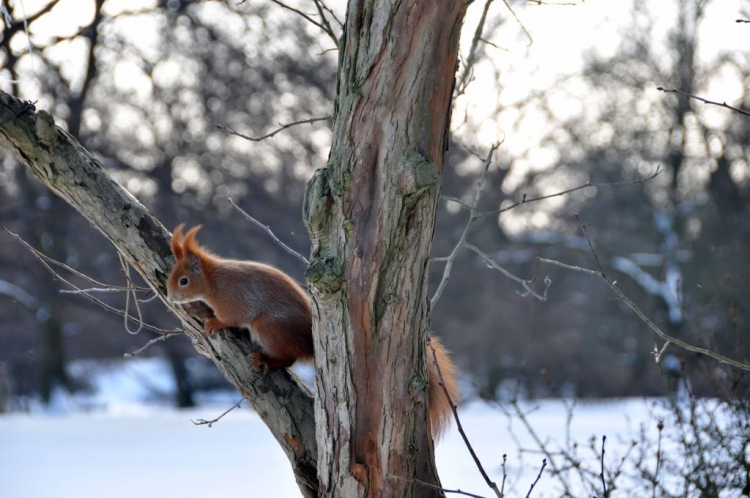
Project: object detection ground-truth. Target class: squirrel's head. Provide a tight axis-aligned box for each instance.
[167,224,210,304]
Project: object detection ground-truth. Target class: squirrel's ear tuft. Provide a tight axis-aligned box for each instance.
[183,225,202,253]
[171,224,185,259]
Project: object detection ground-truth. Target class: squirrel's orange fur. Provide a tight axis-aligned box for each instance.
[167,224,458,439]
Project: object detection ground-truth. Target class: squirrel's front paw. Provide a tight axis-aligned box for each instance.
[248,352,270,376]
[203,317,225,335]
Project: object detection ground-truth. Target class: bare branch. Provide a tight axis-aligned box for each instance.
[191,399,244,428]
[120,253,144,335]
[501,0,533,47]
[314,0,343,27]
[500,454,508,498]
[652,340,671,373]
[479,38,510,52]
[657,87,750,117]
[388,476,487,498]
[534,219,750,372]
[456,0,496,98]
[600,435,607,497]
[267,0,339,48]
[432,143,551,305]
[440,194,473,209]
[535,257,599,276]
[575,214,606,278]
[310,0,339,44]
[217,116,330,142]
[228,198,309,265]
[432,144,498,307]
[737,19,750,23]
[465,243,551,301]
[428,336,503,498]
[525,459,547,498]
[2,228,150,291]
[476,166,662,219]
[124,332,182,357]
[60,287,147,294]
[5,229,180,335]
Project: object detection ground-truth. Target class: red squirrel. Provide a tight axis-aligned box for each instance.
[166,224,458,438]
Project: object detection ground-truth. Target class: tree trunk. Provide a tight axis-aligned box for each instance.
[0,93,318,497]
[303,2,469,496]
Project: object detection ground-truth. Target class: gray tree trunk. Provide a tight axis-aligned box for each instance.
[303,2,469,496]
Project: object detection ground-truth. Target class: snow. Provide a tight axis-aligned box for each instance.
[0,359,662,498]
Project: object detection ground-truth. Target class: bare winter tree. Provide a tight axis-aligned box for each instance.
[0,1,471,496]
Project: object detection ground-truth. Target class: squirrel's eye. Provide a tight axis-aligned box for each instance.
[179,277,189,286]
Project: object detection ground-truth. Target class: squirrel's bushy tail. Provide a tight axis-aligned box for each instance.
[427,335,458,439]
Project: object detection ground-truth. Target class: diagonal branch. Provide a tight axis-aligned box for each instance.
[432,143,551,307]
[266,0,339,48]
[657,87,750,117]
[0,91,318,497]
[217,116,330,142]
[4,229,178,335]
[535,217,750,373]
[476,166,662,219]
[228,198,309,265]
[428,336,503,498]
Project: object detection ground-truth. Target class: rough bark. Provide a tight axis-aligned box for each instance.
[303,1,469,496]
[0,92,319,497]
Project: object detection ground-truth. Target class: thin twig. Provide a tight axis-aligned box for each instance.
[217,116,330,142]
[440,195,473,209]
[652,420,664,498]
[432,144,500,307]
[315,0,343,27]
[60,287,147,294]
[479,38,511,52]
[124,332,182,357]
[476,166,662,219]
[388,476,487,498]
[456,0,496,98]
[465,243,551,301]
[600,435,607,497]
[575,214,606,278]
[120,252,143,335]
[500,454,508,498]
[656,87,750,117]
[535,224,750,372]
[310,0,339,46]
[228,198,309,265]
[191,399,243,428]
[5,229,180,335]
[652,340,671,374]
[428,336,503,498]
[504,399,572,496]
[432,143,553,304]
[737,19,750,23]
[267,0,339,47]
[3,228,150,291]
[502,0,533,47]
[525,458,547,498]
[535,257,599,276]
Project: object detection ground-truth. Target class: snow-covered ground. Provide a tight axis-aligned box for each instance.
[0,359,663,498]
